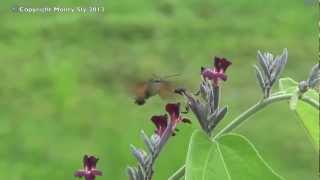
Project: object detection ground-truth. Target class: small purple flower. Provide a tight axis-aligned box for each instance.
[75,155,102,180]
[151,103,191,137]
[201,57,232,86]
[165,103,191,124]
[151,115,168,136]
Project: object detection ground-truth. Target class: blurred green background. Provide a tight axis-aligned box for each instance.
[0,0,318,179]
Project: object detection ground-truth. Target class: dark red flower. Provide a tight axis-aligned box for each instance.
[151,115,168,136]
[151,103,191,137]
[165,103,180,122]
[166,103,191,124]
[214,57,231,72]
[75,155,102,180]
[201,57,232,86]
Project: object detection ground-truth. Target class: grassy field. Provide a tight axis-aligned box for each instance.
[0,0,318,179]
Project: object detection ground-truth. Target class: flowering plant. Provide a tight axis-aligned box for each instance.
[74,49,319,180]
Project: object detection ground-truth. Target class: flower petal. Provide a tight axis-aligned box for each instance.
[83,154,89,167]
[201,68,215,80]
[165,103,180,117]
[151,115,168,136]
[86,156,99,169]
[75,170,86,177]
[214,57,232,72]
[92,169,103,176]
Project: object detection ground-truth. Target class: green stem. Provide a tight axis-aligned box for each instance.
[216,94,318,137]
[168,165,185,180]
[167,93,319,180]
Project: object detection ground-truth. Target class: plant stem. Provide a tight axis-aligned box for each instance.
[167,93,319,180]
[215,94,318,137]
[215,94,287,137]
[168,165,185,180]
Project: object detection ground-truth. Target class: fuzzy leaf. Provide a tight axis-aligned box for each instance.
[270,63,282,85]
[289,93,299,110]
[130,145,145,166]
[296,90,319,150]
[279,78,319,150]
[254,65,265,92]
[128,167,138,180]
[216,106,228,121]
[308,64,320,88]
[141,130,154,153]
[270,55,280,74]
[200,82,209,101]
[279,77,298,93]
[209,106,228,130]
[137,165,145,179]
[150,134,161,147]
[271,49,287,84]
[309,77,320,89]
[185,130,284,180]
[257,51,271,80]
[189,97,208,130]
[308,64,319,86]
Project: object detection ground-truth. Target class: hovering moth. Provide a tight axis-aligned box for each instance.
[131,74,179,105]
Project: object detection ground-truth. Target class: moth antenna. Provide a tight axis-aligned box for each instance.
[152,74,160,79]
[162,74,180,80]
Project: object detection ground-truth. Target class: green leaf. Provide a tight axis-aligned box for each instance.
[185,130,284,180]
[296,90,319,150]
[279,77,319,150]
[304,88,319,100]
[289,93,298,110]
[279,77,298,93]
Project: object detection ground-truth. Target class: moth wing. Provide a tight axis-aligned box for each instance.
[131,82,148,98]
[158,81,176,99]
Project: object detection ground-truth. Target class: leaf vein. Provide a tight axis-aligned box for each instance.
[216,142,232,180]
[201,145,216,180]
